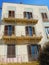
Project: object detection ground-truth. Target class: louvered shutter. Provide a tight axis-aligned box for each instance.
[7,44,15,58]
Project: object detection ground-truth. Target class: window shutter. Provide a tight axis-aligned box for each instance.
[4,26,8,35]
[27,45,32,61]
[25,26,29,35]
[38,45,41,53]
[8,11,15,17]
[32,27,35,34]
[30,12,33,18]
[41,13,48,19]
[41,13,44,19]
[27,45,31,55]
[12,11,15,17]
[12,26,15,34]
[9,11,11,17]
[7,44,15,58]
[11,45,15,57]
[45,13,48,19]
[24,12,26,18]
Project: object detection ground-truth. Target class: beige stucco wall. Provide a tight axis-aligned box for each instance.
[16,45,28,62]
[0,25,4,39]
[0,2,49,62]
[1,3,49,46]
[0,45,7,58]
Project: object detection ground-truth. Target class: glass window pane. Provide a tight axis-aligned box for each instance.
[24,12,32,19]
[45,27,49,35]
[8,25,12,31]
[26,12,29,19]
[4,26,8,35]
[8,25,12,36]
[31,46,38,55]
[47,28,49,34]
[29,26,32,36]
[31,45,38,60]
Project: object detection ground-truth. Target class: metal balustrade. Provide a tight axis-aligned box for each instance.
[2,32,42,44]
[0,54,39,63]
[4,31,15,36]
[0,54,27,63]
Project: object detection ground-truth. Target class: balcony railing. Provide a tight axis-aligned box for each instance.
[2,14,38,25]
[4,31,15,36]
[0,54,39,63]
[3,34,16,40]
[2,34,42,44]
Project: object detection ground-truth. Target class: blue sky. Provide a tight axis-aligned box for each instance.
[0,0,49,18]
[0,0,49,6]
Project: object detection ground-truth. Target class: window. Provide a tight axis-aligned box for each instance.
[27,44,41,61]
[45,27,49,37]
[4,25,15,36]
[8,11,15,17]
[7,44,15,58]
[25,26,35,36]
[24,12,33,19]
[41,13,48,19]
[31,45,38,60]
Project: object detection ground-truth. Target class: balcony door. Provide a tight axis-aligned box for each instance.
[31,45,38,60]
[8,11,15,17]
[24,12,33,19]
[28,44,41,61]
[7,44,15,58]
[4,25,15,36]
[25,26,35,36]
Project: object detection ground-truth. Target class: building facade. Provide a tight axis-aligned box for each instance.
[0,2,49,63]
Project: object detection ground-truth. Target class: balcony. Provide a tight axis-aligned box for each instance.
[2,14,38,25]
[3,34,16,39]
[2,34,42,44]
[16,35,42,44]
[0,55,39,65]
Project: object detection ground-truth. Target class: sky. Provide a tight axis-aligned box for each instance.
[0,0,49,19]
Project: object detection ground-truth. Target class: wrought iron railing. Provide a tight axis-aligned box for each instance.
[0,54,39,63]
[4,31,15,36]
